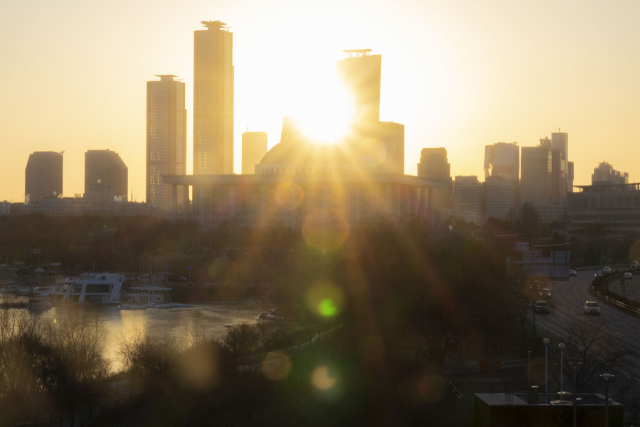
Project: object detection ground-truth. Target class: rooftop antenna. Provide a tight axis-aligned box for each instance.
[59,150,66,155]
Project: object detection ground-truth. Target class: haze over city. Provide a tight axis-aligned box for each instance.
[1,0,640,202]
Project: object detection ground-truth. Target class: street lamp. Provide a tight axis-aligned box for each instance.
[601,373,613,427]
[559,343,566,402]
[543,338,550,400]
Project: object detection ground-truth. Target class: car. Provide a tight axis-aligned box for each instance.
[584,301,601,315]
[624,272,633,280]
[603,267,612,274]
[539,288,551,299]
[631,261,639,268]
[535,301,551,314]
[570,270,577,277]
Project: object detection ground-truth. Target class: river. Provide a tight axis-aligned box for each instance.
[36,302,268,372]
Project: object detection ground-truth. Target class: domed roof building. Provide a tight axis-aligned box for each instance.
[163,117,440,229]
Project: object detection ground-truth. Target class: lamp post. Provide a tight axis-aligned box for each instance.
[601,373,613,427]
[543,338,550,400]
[559,343,566,402]
[572,362,581,427]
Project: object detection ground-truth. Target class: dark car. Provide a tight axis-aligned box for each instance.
[535,301,551,314]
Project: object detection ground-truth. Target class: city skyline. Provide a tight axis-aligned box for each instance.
[2,0,640,202]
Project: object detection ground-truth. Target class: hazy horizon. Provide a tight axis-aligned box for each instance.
[1,0,639,202]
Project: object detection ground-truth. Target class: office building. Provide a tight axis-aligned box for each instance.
[568,161,574,193]
[537,197,566,224]
[521,143,552,206]
[568,182,640,236]
[453,176,483,225]
[418,148,453,211]
[485,176,518,221]
[84,149,128,198]
[592,162,628,185]
[146,75,187,210]
[242,131,268,174]
[193,21,234,175]
[337,50,404,175]
[484,142,519,182]
[551,131,570,193]
[337,50,381,124]
[0,201,9,215]
[25,151,63,203]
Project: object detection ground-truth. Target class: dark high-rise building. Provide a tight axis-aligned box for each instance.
[242,131,268,174]
[25,151,63,203]
[418,148,453,210]
[194,21,234,175]
[337,50,381,124]
[84,149,128,198]
[147,75,187,210]
[568,161,574,192]
[551,132,569,192]
[521,141,552,206]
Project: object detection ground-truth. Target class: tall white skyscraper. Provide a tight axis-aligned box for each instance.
[194,21,234,175]
[146,75,186,210]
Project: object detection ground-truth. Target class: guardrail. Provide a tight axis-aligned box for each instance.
[590,286,640,317]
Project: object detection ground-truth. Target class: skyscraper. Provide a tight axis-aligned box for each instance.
[146,75,187,210]
[453,176,483,225]
[521,143,552,206]
[337,50,381,124]
[84,149,128,198]
[25,151,63,203]
[483,142,519,218]
[242,131,268,174]
[194,21,234,175]
[592,162,629,185]
[551,132,570,192]
[418,148,453,210]
[484,142,519,181]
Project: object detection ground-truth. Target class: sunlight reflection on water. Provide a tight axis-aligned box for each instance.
[38,302,267,372]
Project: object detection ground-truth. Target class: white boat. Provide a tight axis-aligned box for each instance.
[49,273,125,304]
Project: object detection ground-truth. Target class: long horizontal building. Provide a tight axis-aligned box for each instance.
[163,121,439,228]
[567,183,640,236]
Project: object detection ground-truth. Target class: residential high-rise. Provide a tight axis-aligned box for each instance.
[193,21,234,175]
[551,132,570,192]
[25,151,63,203]
[418,148,453,210]
[592,162,629,185]
[337,50,381,124]
[84,149,128,198]
[146,75,187,210]
[242,131,268,174]
[453,176,483,225]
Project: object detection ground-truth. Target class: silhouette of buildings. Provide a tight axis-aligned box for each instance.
[551,131,570,193]
[338,50,404,175]
[242,131,268,174]
[164,118,438,227]
[146,75,187,211]
[592,161,628,185]
[418,148,453,212]
[484,142,519,220]
[453,176,483,225]
[568,182,640,236]
[84,149,128,198]
[193,21,234,175]
[521,140,552,206]
[25,151,63,203]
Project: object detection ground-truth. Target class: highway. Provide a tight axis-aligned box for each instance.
[536,270,640,382]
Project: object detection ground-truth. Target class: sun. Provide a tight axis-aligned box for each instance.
[290,78,355,144]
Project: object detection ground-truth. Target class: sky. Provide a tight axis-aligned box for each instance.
[1,0,639,202]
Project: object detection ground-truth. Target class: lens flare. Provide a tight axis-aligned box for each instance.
[311,365,336,390]
[302,209,349,253]
[208,258,229,279]
[306,282,345,318]
[417,375,447,402]
[274,183,304,210]
[261,351,291,380]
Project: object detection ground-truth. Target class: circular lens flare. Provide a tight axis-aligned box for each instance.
[306,282,345,318]
[261,351,291,380]
[312,365,336,390]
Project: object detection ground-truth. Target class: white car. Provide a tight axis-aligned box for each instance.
[584,301,601,315]
[603,267,612,274]
[624,272,633,280]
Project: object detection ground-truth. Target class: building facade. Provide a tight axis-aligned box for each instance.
[453,176,483,225]
[521,143,552,206]
[193,21,234,175]
[0,201,9,215]
[568,183,640,236]
[85,149,128,198]
[485,176,518,221]
[25,151,63,203]
[418,148,453,212]
[592,162,628,185]
[337,50,381,124]
[551,131,570,193]
[242,131,268,174]
[484,142,519,182]
[147,75,187,210]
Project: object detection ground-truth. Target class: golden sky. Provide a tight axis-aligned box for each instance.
[1,0,639,202]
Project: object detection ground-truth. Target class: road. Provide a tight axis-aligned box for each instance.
[536,270,640,382]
